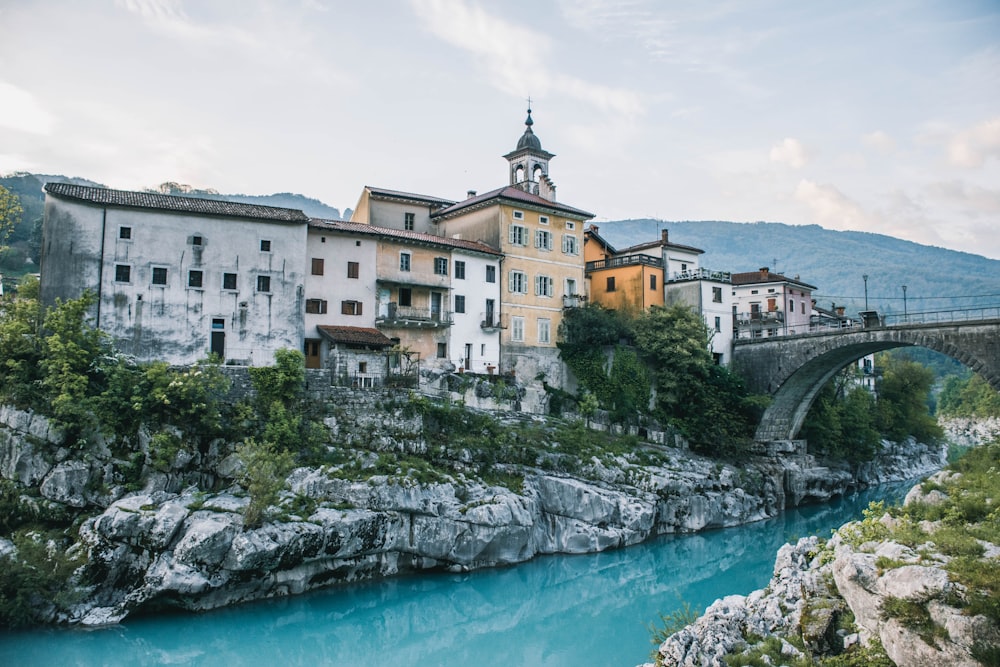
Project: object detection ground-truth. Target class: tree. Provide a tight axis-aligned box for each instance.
[875,353,943,443]
[0,185,23,247]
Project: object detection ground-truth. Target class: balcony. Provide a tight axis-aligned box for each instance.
[479,312,508,332]
[376,303,453,328]
[585,254,662,272]
[667,268,732,283]
[562,294,587,309]
[735,310,784,326]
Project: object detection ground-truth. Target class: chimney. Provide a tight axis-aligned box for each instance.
[831,302,836,311]
[467,190,477,199]
[661,229,669,245]
[759,267,769,279]
[590,224,599,233]
[836,306,845,316]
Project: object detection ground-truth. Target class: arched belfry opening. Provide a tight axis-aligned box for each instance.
[504,106,557,201]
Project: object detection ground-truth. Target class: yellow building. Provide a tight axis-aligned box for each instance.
[584,226,665,315]
[432,109,593,381]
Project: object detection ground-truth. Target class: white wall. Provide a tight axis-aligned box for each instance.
[448,251,502,374]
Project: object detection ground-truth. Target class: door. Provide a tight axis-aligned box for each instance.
[210,318,225,359]
[304,338,321,369]
[378,288,390,318]
[464,343,472,371]
[485,299,495,327]
[431,292,442,321]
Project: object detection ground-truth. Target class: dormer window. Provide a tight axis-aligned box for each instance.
[512,210,524,220]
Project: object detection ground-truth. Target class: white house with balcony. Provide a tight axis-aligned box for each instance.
[731,267,816,339]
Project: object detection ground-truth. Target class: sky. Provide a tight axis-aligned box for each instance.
[1,0,999,258]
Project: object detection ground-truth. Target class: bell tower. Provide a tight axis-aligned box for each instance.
[504,106,557,201]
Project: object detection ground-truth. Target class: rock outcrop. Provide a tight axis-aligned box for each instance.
[0,402,947,626]
[649,469,1000,667]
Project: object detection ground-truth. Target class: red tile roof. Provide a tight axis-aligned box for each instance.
[432,185,594,220]
[732,269,817,290]
[364,186,456,207]
[316,325,394,348]
[309,219,501,256]
[45,183,310,222]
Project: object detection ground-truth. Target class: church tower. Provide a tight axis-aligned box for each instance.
[503,107,557,202]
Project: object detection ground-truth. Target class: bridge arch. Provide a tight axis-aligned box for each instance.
[730,321,1000,442]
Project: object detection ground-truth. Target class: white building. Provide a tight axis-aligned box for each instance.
[731,267,816,339]
[41,183,308,366]
[661,231,734,365]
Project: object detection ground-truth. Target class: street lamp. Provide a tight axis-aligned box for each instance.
[902,285,908,321]
[863,274,869,311]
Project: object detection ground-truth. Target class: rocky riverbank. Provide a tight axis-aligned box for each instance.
[647,461,1000,667]
[0,397,947,626]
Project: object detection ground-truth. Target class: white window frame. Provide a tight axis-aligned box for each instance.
[534,274,554,297]
[537,318,551,344]
[535,229,553,251]
[509,224,527,246]
[400,252,411,272]
[511,316,525,342]
[561,234,578,255]
[508,269,527,294]
[434,257,448,276]
[512,210,524,220]
[565,220,576,230]
[539,215,549,225]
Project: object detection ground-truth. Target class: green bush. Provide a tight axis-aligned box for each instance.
[235,438,296,527]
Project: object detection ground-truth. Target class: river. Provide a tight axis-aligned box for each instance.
[0,482,914,666]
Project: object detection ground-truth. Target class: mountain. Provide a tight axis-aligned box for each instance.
[151,182,344,220]
[595,219,1000,316]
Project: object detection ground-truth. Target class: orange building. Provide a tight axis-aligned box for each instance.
[584,226,665,314]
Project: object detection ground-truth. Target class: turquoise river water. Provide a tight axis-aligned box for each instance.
[0,482,914,667]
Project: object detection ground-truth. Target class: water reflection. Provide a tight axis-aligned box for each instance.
[0,482,913,667]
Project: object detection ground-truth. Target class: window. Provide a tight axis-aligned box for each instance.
[534,274,554,297]
[437,342,447,358]
[512,210,524,220]
[404,212,415,231]
[398,288,412,307]
[486,265,496,283]
[191,235,203,246]
[565,221,576,230]
[311,258,324,275]
[223,272,238,290]
[341,300,362,315]
[260,239,271,252]
[565,278,577,296]
[508,269,527,294]
[714,316,722,333]
[152,267,167,285]
[348,261,359,279]
[538,318,551,344]
[562,234,578,255]
[114,264,131,283]
[751,289,759,295]
[358,361,368,374]
[713,286,723,303]
[539,215,549,225]
[434,257,448,275]
[256,275,271,293]
[535,229,553,251]
[802,302,806,315]
[508,224,527,246]
[455,261,466,279]
[305,299,328,314]
[119,226,132,240]
[400,252,411,272]
[455,295,466,313]
[789,299,795,313]
[188,270,203,288]
[650,274,657,290]
[606,276,616,292]
[511,316,525,342]
[681,263,688,273]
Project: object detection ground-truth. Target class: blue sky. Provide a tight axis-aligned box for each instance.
[1,1,998,257]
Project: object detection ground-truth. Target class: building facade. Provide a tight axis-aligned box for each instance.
[41,183,308,366]
[731,268,816,339]
[584,225,664,315]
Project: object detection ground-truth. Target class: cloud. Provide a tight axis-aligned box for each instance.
[925,181,1000,217]
[409,0,644,117]
[769,138,809,168]
[0,81,55,135]
[794,179,875,230]
[862,130,895,154]
[947,117,1000,168]
[114,0,259,47]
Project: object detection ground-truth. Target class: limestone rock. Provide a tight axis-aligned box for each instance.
[39,461,92,507]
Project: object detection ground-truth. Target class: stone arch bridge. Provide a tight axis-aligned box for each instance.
[730,319,1000,443]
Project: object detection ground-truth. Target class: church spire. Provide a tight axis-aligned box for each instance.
[504,105,556,200]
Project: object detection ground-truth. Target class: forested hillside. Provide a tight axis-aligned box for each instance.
[597,219,1000,315]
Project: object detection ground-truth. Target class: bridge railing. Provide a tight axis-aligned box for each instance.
[881,305,1000,327]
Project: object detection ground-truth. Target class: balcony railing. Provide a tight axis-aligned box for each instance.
[735,310,785,326]
[666,268,732,283]
[585,254,662,272]
[480,312,508,331]
[562,294,587,309]
[376,303,453,328]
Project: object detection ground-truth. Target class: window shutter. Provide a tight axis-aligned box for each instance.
[508,270,515,292]
[534,275,540,295]
[509,225,516,244]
